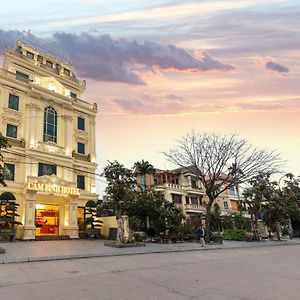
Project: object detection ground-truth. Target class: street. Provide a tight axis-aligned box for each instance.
[0,245,299,300]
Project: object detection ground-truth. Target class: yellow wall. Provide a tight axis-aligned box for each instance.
[99,216,118,238]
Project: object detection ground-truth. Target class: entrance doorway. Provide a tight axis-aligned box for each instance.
[35,204,59,236]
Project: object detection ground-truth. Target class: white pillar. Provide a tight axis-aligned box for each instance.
[26,104,39,148]
[22,191,36,240]
[63,196,79,238]
[89,118,96,162]
[63,115,73,156]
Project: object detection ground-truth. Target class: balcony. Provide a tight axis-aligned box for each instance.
[7,138,25,148]
[72,151,91,162]
[155,183,183,190]
[184,203,206,213]
[74,98,97,111]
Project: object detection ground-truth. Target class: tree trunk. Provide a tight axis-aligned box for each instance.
[276,223,281,241]
[116,209,124,244]
[205,197,214,231]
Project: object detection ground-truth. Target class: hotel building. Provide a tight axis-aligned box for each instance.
[0,40,98,239]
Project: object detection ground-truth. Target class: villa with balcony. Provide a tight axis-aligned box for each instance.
[143,167,241,218]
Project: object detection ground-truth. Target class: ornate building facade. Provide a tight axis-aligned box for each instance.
[0,40,98,239]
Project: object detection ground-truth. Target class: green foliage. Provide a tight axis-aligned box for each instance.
[221,216,234,230]
[133,160,155,192]
[223,229,247,241]
[0,133,9,187]
[101,160,184,239]
[84,200,103,230]
[0,192,22,240]
[102,160,136,215]
[133,231,147,242]
[208,203,222,231]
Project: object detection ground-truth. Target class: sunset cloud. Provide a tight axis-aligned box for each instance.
[254,56,289,75]
[113,93,300,115]
[52,32,234,84]
[0,30,234,85]
[265,61,289,74]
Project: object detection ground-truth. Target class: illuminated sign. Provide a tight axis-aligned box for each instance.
[27,182,80,196]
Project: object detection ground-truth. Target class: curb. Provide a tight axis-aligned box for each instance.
[1,241,299,265]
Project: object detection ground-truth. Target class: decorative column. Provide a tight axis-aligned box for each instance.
[62,115,73,156]
[64,195,79,239]
[89,118,96,162]
[22,191,36,240]
[26,104,40,148]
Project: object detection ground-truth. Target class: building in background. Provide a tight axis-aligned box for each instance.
[143,167,240,219]
[0,40,98,239]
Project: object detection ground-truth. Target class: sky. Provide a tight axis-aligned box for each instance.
[0,0,299,196]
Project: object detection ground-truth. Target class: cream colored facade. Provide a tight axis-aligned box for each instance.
[145,168,240,217]
[0,41,98,239]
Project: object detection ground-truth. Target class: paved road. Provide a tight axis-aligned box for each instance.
[0,244,299,300]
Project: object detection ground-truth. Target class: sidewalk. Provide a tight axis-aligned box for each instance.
[1,238,300,264]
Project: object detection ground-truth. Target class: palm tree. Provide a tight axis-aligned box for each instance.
[133,160,155,193]
[133,160,155,229]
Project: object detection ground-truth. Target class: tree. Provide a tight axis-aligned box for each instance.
[133,160,155,228]
[133,160,155,192]
[244,173,300,240]
[102,161,136,243]
[164,132,283,230]
[263,174,300,240]
[243,173,270,237]
[0,133,9,187]
[0,192,22,241]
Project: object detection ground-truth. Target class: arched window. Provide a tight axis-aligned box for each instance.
[43,107,57,143]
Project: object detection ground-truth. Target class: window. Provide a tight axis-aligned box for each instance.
[46,61,53,68]
[64,68,70,76]
[77,117,85,131]
[171,194,182,204]
[8,94,19,111]
[4,163,15,181]
[26,51,34,59]
[190,196,198,205]
[77,175,85,190]
[185,196,190,204]
[70,92,77,99]
[77,142,85,154]
[224,201,229,209]
[43,107,57,143]
[191,179,197,189]
[6,124,17,138]
[38,163,56,176]
[16,71,29,83]
[37,55,43,62]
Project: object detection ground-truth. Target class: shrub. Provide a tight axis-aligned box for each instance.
[223,229,247,241]
[134,231,146,242]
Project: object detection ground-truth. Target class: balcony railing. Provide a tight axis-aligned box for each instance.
[72,151,91,162]
[7,138,25,148]
[184,204,206,212]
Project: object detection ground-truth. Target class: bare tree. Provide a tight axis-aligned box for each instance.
[164,132,283,230]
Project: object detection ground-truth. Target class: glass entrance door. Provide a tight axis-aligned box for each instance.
[35,204,59,236]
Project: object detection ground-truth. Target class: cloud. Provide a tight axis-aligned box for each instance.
[254,56,289,75]
[52,32,234,84]
[265,61,289,74]
[0,30,21,48]
[113,90,300,115]
[0,30,234,85]
[113,93,186,114]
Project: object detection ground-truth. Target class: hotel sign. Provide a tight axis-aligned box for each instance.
[27,182,80,196]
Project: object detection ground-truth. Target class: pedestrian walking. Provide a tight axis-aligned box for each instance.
[197,225,205,246]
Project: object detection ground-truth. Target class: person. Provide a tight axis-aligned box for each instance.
[197,225,205,246]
